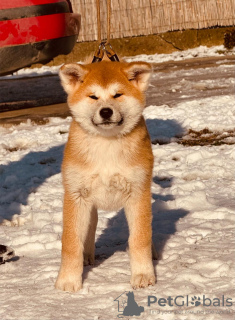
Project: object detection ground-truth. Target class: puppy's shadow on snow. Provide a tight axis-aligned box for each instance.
[146,118,185,144]
[0,144,65,223]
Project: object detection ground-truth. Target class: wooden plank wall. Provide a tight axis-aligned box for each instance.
[71,0,235,42]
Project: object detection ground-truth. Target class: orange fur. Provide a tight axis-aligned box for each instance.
[55,60,156,292]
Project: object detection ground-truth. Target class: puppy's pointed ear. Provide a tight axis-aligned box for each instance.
[59,63,88,94]
[123,62,152,92]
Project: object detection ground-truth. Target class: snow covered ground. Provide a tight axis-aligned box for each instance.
[0,47,235,320]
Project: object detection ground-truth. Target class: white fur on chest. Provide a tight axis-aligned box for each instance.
[64,137,145,210]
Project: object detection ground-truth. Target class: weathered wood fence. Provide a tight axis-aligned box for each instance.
[71,0,235,42]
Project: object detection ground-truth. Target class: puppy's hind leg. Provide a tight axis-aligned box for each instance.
[83,207,98,266]
[55,192,93,292]
[152,242,158,260]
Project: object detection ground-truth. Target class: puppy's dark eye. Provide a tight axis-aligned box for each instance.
[113,93,123,98]
[89,95,98,100]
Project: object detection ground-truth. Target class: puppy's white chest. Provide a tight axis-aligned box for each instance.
[64,137,145,210]
[89,167,132,210]
[95,171,131,192]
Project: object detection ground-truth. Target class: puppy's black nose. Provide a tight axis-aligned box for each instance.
[100,108,113,119]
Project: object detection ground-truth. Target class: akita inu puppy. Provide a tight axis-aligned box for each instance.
[55,60,157,292]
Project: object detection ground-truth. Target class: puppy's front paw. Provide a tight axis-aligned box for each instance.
[131,273,155,289]
[55,273,82,292]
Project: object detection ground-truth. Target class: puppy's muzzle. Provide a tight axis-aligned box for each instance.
[92,107,124,128]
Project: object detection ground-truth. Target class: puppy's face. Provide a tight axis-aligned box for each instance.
[60,61,151,137]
